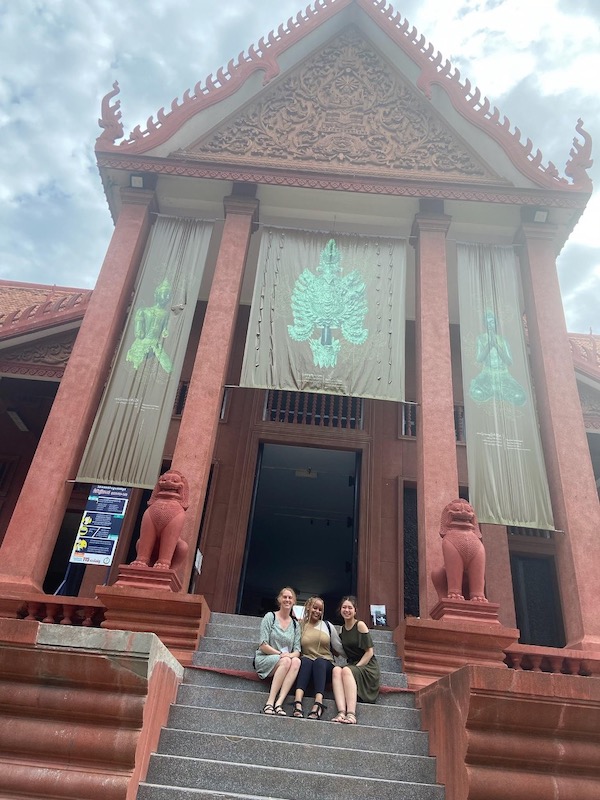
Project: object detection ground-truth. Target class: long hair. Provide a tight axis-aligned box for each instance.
[301,596,324,627]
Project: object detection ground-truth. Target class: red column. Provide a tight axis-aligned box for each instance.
[171,194,259,591]
[412,211,459,617]
[518,222,600,649]
[0,189,156,595]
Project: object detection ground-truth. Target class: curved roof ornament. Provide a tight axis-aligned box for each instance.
[96,81,124,148]
[95,0,593,193]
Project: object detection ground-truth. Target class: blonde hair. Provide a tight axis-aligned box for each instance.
[276,586,297,607]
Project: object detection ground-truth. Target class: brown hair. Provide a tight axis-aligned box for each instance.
[338,595,358,618]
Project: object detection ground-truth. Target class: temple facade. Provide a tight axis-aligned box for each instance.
[1,2,600,797]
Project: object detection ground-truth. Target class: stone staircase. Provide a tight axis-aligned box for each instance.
[137,612,444,799]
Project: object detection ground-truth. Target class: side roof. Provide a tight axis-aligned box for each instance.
[0,280,92,343]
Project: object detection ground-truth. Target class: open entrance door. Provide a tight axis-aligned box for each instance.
[238,443,359,617]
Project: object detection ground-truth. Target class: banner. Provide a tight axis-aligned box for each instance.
[69,485,131,566]
[77,216,213,488]
[240,228,406,401]
[457,243,554,529]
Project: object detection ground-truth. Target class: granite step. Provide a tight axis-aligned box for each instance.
[142,755,445,800]
[166,704,430,754]
[175,683,422,729]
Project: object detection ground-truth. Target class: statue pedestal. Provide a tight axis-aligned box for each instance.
[430,597,501,624]
[96,584,210,666]
[114,563,182,592]
[397,614,520,689]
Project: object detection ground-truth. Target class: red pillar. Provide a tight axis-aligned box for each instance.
[171,193,259,592]
[412,210,459,617]
[518,222,600,649]
[0,189,156,595]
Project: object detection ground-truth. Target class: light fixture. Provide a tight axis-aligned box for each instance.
[6,409,29,432]
[129,174,144,189]
[533,209,549,223]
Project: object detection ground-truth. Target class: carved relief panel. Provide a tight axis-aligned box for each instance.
[179,28,502,184]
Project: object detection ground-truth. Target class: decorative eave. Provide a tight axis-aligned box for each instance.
[570,333,600,382]
[95,151,591,211]
[0,289,91,343]
[95,0,593,195]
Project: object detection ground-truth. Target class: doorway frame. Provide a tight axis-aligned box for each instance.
[213,392,374,618]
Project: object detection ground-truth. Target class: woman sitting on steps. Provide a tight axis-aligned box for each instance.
[292,596,345,720]
[253,586,301,716]
[331,595,380,724]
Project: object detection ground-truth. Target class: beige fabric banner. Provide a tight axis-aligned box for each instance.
[457,243,554,529]
[240,228,406,401]
[77,216,213,489]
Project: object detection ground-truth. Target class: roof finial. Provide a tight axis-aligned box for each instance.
[96,81,124,148]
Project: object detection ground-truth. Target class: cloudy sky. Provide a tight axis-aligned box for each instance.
[1,0,599,333]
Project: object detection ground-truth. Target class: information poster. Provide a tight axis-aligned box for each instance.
[69,485,131,566]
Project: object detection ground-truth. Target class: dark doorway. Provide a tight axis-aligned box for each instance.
[238,443,359,617]
[510,553,565,647]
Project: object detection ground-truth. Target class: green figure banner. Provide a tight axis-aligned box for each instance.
[77,216,213,489]
[241,228,406,401]
[458,243,554,529]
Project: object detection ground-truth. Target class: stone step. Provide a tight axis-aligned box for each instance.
[155,728,437,784]
[139,788,290,800]
[175,684,422,729]
[182,667,415,707]
[198,633,401,660]
[167,704,430,754]
[142,755,444,800]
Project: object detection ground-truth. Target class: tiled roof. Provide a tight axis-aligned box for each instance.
[0,280,92,341]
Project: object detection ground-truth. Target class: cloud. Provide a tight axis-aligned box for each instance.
[0,0,598,333]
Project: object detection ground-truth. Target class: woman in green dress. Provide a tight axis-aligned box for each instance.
[331,595,380,724]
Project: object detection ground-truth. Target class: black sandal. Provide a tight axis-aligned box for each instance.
[262,704,275,715]
[292,701,304,718]
[307,701,327,720]
[274,704,287,716]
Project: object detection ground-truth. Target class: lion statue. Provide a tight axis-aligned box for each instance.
[431,499,488,602]
[131,469,189,571]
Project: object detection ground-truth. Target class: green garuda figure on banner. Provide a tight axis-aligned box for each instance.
[287,238,368,368]
[469,309,526,406]
[126,278,174,374]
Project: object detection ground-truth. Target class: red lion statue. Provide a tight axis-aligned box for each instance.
[131,469,189,571]
[431,499,487,602]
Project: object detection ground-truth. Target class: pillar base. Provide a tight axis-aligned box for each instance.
[114,564,182,592]
[398,615,520,689]
[430,597,501,624]
[96,584,210,666]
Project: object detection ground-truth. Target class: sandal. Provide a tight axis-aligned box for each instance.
[274,704,287,716]
[262,704,276,715]
[292,701,304,718]
[307,701,327,720]
[342,712,357,724]
[332,711,347,723]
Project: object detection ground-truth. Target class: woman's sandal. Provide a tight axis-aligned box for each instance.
[262,704,276,715]
[292,701,304,718]
[332,711,347,723]
[307,701,327,720]
[274,704,287,716]
[342,712,357,724]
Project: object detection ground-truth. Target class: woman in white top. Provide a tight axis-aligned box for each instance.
[292,596,344,720]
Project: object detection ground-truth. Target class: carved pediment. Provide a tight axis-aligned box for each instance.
[0,332,76,379]
[177,28,503,184]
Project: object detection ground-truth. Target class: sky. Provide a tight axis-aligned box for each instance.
[1,0,599,334]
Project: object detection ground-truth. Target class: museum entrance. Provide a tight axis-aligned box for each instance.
[237,443,360,617]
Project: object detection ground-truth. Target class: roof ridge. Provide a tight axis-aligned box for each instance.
[0,290,92,339]
[95,0,592,193]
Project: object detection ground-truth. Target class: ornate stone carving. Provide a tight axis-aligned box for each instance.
[431,499,487,602]
[578,383,600,416]
[131,470,189,571]
[180,29,498,183]
[2,335,74,368]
